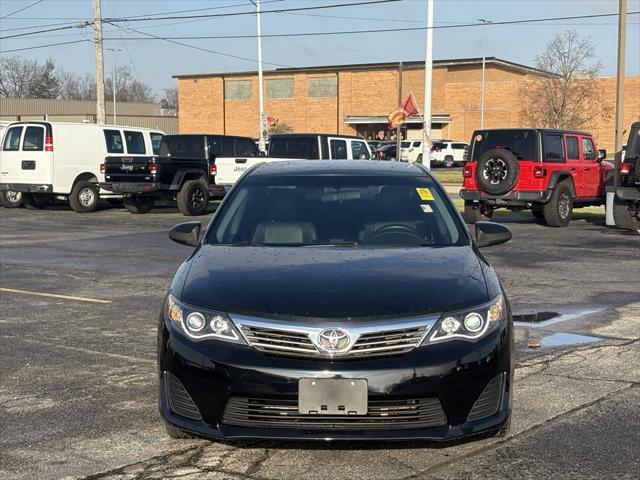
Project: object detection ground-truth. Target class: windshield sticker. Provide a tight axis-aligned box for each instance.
[420,204,433,213]
[416,188,434,201]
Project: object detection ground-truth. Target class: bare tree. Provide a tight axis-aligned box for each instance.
[520,31,612,130]
[0,56,40,97]
[161,87,178,110]
[27,59,60,99]
[105,66,156,103]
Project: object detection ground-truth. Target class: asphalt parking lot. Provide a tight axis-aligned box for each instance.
[1,204,639,480]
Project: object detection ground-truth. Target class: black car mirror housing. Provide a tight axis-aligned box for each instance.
[170,221,202,247]
[474,221,512,248]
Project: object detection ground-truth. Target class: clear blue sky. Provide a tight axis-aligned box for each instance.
[0,0,638,95]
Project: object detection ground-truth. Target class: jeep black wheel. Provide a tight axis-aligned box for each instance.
[463,201,493,224]
[0,191,23,208]
[612,196,640,232]
[123,196,154,214]
[543,181,572,227]
[475,149,520,195]
[69,181,99,213]
[177,179,209,216]
[23,193,50,210]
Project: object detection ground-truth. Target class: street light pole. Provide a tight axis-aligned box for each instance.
[421,0,434,171]
[106,48,122,125]
[251,0,267,154]
[478,18,492,130]
[93,0,106,124]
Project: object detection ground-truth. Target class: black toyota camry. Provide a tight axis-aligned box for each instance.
[158,160,514,441]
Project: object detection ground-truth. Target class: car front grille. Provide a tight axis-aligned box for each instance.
[222,397,447,430]
[240,324,428,359]
[164,371,202,421]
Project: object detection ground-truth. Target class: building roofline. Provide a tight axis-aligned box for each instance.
[173,57,552,79]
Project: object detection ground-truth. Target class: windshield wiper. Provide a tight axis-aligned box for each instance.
[304,241,360,247]
[229,240,261,247]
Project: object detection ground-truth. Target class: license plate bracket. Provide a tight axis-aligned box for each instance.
[298,378,367,415]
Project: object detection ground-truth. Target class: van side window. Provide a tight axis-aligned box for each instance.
[2,126,23,151]
[236,138,258,157]
[543,134,565,162]
[124,131,146,154]
[23,126,44,151]
[104,130,124,154]
[581,138,595,161]
[330,139,348,159]
[351,141,370,159]
[566,136,579,160]
[150,133,163,155]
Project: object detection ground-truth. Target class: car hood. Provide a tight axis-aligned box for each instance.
[179,245,489,320]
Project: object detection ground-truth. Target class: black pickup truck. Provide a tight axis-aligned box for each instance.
[612,121,640,231]
[100,134,258,215]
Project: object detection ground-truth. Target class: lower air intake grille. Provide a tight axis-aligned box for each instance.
[222,397,447,430]
[164,371,202,420]
[467,373,505,422]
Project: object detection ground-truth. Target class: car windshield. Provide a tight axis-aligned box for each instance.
[472,129,538,161]
[207,175,466,247]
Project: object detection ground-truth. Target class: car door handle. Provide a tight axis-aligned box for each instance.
[235,158,247,164]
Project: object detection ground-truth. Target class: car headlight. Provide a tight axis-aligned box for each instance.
[426,295,505,343]
[165,294,245,344]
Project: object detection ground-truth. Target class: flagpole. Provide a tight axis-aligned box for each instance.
[422,0,434,170]
[395,62,403,161]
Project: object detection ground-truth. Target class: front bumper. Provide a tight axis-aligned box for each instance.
[158,316,513,441]
[0,183,52,193]
[460,188,551,206]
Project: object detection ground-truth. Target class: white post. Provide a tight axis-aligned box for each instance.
[93,0,106,124]
[421,0,434,170]
[254,0,267,154]
[113,49,116,124]
[479,18,492,130]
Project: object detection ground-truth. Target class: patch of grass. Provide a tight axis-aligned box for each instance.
[433,169,462,184]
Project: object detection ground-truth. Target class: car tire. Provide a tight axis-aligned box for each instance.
[165,423,197,439]
[463,201,492,224]
[444,155,454,168]
[612,196,640,232]
[23,193,50,210]
[531,205,545,219]
[543,181,573,227]
[0,191,23,208]
[475,148,520,195]
[123,196,154,214]
[69,181,99,213]
[177,179,210,216]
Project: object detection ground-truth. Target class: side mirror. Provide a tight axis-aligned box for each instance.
[597,149,607,162]
[474,221,512,248]
[169,221,202,247]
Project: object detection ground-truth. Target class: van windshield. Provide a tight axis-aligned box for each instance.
[158,135,205,159]
[472,130,538,161]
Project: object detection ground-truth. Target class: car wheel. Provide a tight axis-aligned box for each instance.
[165,423,198,439]
[123,196,154,214]
[463,201,492,224]
[444,155,454,168]
[543,181,573,227]
[475,149,520,195]
[69,181,99,213]
[177,179,210,216]
[0,191,23,208]
[23,193,50,210]
[531,205,545,219]
[612,196,640,232]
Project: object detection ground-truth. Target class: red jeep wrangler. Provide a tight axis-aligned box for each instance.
[460,128,612,227]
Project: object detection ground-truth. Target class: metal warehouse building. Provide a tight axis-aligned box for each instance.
[175,57,639,152]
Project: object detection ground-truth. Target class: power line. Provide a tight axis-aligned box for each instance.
[0,39,92,54]
[0,0,43,20]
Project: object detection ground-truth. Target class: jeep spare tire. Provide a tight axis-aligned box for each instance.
[475,148,520,195]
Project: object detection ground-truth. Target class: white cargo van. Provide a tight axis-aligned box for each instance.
[0,122,164,212]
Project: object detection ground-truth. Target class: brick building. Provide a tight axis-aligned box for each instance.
[175,57,639,152]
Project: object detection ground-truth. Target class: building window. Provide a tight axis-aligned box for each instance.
[225,80,252,100]
[308,77,337,98]
[266,78,294,99]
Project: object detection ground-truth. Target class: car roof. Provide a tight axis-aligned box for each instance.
[250,160,427,177]
[269,133,365,141]
[472,127,591,136]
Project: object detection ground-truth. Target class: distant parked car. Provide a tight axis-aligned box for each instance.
[400,140,428,163]
[0,122,23,208]
[430,141,469,168]
[376,144,397,160]
[0,122,163,212]
[610,122,639,231]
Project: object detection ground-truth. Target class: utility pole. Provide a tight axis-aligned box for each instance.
[614,0,627,156]
[251,0,267,154]
[395,62,403,159]
[479,18,492,130]
[106,48,122,125]
[93,0,106,125]
[421,0,434,170]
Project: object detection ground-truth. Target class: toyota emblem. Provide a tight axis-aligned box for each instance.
[317,328,350,352]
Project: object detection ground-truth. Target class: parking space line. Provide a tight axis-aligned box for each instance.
[0,287,112,304]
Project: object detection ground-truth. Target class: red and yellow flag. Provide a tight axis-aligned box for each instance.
[388,93,419,129]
